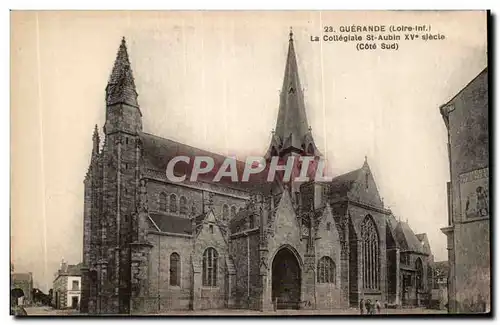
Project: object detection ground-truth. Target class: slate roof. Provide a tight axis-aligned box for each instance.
[139,132,270,192]
[385,214,399,248]
[12,273,32,282]
[195,212,207,225]
[386,214,399,230]
[55,263,83,279]
[416,233,432,255]
[230,209,252,233]
[149,213,193,235]
[329,168,362,197]
[66,264,83,276]
[394,221,425,254]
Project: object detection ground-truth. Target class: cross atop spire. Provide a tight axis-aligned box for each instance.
[106,37,139,108]
[289,26,293,41]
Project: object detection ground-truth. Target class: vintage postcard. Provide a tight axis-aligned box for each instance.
[10,10,489,316]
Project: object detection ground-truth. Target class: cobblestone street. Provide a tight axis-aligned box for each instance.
[22,306,447,316]
[24,306,81,316]
[155,308,448,316]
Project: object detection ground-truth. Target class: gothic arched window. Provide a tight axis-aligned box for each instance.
[169,194,177,213]
[361,215,380,290]
[169,253,180,286]
[179,196,188,215]
[416,258,424,291]
[230,206,237,218]
[202,248,218,287]
[317,256,336,284]
[222,204,229,222]
[159,192,167,212]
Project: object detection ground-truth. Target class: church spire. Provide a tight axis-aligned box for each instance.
[103,37,143,135]
[106,37,139,108]
[268,28,319,157]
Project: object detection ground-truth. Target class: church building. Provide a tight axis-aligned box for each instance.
[81,30,434,314]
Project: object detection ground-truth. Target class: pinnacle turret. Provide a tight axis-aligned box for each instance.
[91,124,100,157]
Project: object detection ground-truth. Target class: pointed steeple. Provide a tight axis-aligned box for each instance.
[92,124,100,157]
[106,37,139,108]
[268,28,319,158]
[275,27,310,149]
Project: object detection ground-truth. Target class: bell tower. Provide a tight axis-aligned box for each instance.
[98,37,142,314]
[265,28,321,160]
[265,28,322,202]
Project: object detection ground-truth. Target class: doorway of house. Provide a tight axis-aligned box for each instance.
[71,296,78,309]
[271,247,301,309]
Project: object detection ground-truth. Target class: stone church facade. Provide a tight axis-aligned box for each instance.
[81,31,434,314]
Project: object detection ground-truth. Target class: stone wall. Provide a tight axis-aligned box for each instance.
[248,232,261,309]
[443,68,489,313]
[104,103,142,136]
[385,248,399,304]
[454,221,490,312]
[230,230,261,309]
[230,234,250,308]
[147,233,194,311]
[146,179,247,222]
[315,206,345,309]
[194,218,230,309]
[53,276,68,309]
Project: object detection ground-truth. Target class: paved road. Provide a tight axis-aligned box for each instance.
[23,306,447,316]
[156,308,447,316]
[24,306,80,316]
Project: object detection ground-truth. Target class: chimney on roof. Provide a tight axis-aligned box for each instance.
[60,258,68,273]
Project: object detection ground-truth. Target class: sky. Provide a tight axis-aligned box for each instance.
[11,11,487,292]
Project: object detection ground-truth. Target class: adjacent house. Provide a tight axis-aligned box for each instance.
[53,258,83,309]
[12,272,34,305]
[430,260,449,310]
[440,67,489,313]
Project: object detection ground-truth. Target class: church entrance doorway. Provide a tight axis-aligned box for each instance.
[271,247,301,310]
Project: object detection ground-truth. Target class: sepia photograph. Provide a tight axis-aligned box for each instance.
[10,10,489,316]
